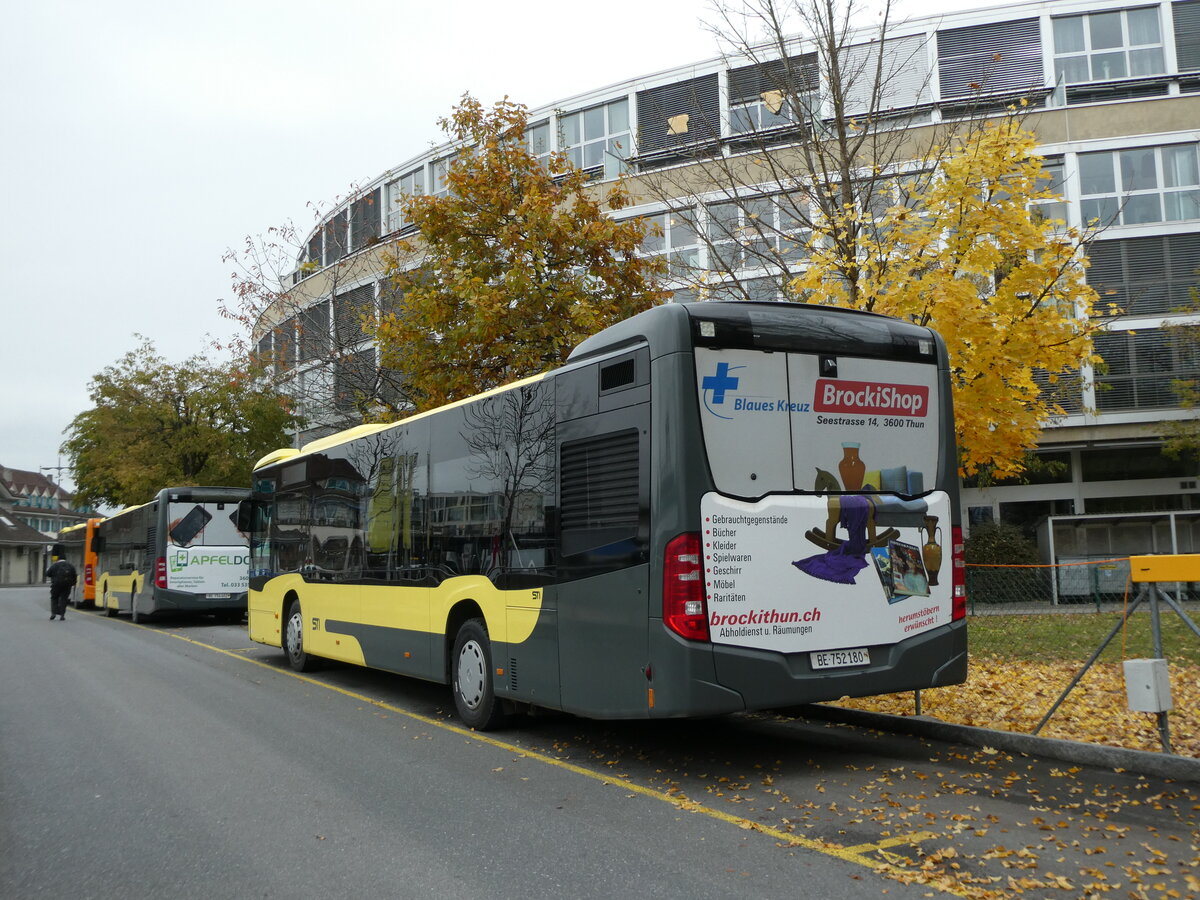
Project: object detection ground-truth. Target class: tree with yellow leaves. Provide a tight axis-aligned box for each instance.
[371,95,667,411]
[791,114,1101,478]
[639,0,1103,479]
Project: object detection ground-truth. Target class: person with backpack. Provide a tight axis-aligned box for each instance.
[44,548,78,621]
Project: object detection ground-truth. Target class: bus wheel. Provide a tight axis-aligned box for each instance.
[452,618,507,731]
[284,602,317,672]
[130,596,140,624]
[103,587,117,618]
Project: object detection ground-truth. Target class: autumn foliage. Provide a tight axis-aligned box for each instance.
[371,96,667,411]
[62,337,297,508]
[838,654,1200,759]
[792,115,1102,478]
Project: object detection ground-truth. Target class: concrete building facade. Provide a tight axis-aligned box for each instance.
[255,0,1200,561]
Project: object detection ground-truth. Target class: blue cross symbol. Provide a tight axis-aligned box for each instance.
[702,363,740,405]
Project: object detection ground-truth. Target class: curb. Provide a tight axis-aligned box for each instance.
[800,704,1200,783]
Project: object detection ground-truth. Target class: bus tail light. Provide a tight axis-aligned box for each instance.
[84,564,94,587]
[155,557,168,590]
[663,533,709,642]
[951,526,966,621]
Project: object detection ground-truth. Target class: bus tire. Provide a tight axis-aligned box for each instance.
[451,618,508,731]
[103,586,117,618]
[284,601,317,672]
[130,595,140,624]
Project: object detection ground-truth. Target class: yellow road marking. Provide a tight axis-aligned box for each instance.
[845,831,938,853]
[109,617,962,895]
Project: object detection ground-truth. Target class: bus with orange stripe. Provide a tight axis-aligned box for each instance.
[56,517,103,607]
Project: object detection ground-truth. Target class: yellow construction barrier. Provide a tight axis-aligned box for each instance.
[1130,554,1200,583]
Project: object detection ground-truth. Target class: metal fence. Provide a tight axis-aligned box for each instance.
[967,558,1199,612]
[836,559,1200,756]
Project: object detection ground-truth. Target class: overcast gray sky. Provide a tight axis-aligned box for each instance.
[1,0,987,487]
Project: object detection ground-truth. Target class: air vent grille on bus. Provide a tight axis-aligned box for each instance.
[600,358,636,392]
[560,429,640,534]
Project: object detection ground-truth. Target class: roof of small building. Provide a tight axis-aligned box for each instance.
[0,466,69,500]
[0,509,52,548]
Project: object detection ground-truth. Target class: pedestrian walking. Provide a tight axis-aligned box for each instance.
[45,550,77,621]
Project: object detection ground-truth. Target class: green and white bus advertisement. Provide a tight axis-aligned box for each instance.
[167,545,249,594]
[166,497,250,598]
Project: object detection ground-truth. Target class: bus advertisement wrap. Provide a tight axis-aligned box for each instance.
[696,345,951,652]
[701,491,953,652]
[167,545,250,594]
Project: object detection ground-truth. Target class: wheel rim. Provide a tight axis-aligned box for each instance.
[286,611,303,663]
[456,639,487,711]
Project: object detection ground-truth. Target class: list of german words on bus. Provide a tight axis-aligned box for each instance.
[704,512,789,603]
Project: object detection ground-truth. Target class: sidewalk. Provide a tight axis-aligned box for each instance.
[808,703,1200,782]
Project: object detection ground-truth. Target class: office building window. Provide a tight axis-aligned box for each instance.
[1177,0,1200,71]
[385,168,425,232]
[1032,156,1069,225]
[256,332,274,369]
[1094,327,1200,411]
[1053,7,1165,85]
[431,155,454,198]
[636,75,721,160]
[334,284,374,346]
[641,212,700,277]
[706,195,809,274]
[937,18,1043,99]
[1079,143,1200,226]
[526,120,551,167]
[1087,231,1200,316]
[640,212,700,278]
[727,54,818,134]
[323,211,348,265]
[349,189,381,252]
[299,300,331,363]
[558,99,631,179]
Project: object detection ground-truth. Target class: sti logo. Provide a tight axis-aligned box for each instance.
[701,362,744,420]
[170,551,189,573]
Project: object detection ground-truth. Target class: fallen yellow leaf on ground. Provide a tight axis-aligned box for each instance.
[833,655,1200,758]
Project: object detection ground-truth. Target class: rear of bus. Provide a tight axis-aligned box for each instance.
[54,519,102,608]
[641,302,967,716]
[79,518,101,605]
[146,487,249,620]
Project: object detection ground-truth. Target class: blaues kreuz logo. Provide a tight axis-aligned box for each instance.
[701,362,744,420]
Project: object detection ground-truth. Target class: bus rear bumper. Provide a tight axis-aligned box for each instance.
[147,589,248,615]
[713,621,968,711]
[648,621,966,717]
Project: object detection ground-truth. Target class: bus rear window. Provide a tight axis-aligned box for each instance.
[167,502,245,548]
[696,348,942,498]
[691,305,934,362]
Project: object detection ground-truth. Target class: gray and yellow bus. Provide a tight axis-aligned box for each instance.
[245,302,967,728]
[94,486,250,622]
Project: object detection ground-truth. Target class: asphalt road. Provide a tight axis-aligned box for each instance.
[2,585,1197,899]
